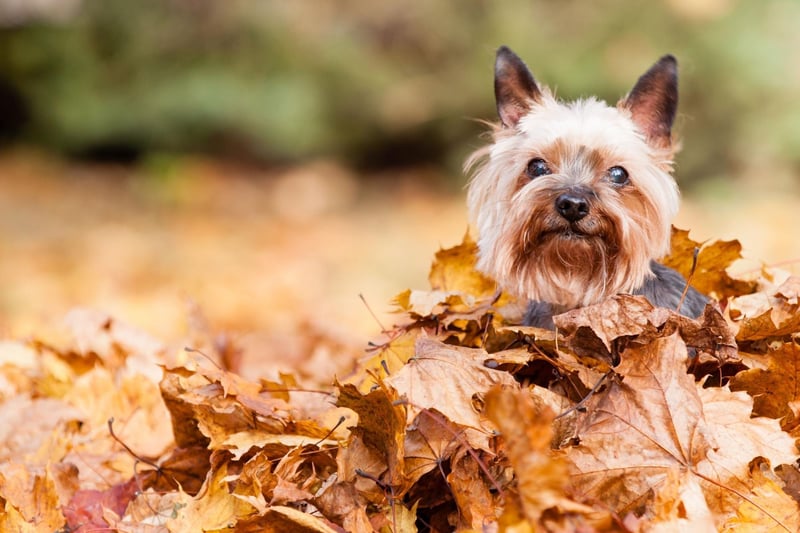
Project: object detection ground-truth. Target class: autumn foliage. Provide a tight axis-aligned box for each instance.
[1,228,800,532]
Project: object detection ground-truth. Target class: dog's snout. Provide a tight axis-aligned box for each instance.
[555,193,590,222]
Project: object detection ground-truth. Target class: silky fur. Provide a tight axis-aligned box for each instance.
[466,88,680,312]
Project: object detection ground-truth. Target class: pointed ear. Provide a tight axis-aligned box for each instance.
[621,55,678,147]
[494,46,542,128]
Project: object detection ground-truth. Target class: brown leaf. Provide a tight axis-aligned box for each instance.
[385,338,516,450]
[313,480,373,533]
[554,294,667,353]
[555,294,737,364]
[484,386,599,528]
[730,277,800,341]
[336,381,407,488]
[566,333,796,524]
[402,408,463,489]
[446,453,500,531]
[721,458,800,532]
[235,506,340,533]
[160,363,312,453]
[663,227,757,298]
[731,341,800,428]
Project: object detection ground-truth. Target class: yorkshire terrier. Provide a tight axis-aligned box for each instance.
[467,46,707,328]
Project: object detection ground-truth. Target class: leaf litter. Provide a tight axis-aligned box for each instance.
[1,228,799,532]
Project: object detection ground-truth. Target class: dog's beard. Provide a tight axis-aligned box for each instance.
[478,182,660,310]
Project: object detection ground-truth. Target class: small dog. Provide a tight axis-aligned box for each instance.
[466,47,707,328]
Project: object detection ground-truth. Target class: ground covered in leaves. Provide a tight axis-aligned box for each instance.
[2,224,800,532]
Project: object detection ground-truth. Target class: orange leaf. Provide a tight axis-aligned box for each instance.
[663,227,757,298]
[385,338,516,450]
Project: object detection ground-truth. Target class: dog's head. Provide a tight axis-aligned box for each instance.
[467,47,681,309]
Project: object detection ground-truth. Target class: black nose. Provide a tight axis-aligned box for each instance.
[555,193,589,222]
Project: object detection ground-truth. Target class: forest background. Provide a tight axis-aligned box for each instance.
[0,0,798,354]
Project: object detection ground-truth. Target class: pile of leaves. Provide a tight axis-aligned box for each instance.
[2,228,800,532]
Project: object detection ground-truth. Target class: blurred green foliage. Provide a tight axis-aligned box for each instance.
[0,0,798,187]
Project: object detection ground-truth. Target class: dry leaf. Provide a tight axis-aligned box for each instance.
[730,277,800,341]
[721,458,800,532]
[166,461,257,532]
[484,386,598,528]
[385,338,516,450]
[566,333,796,526]
[663,227,757,298]
[428,232,499,299]
[730,341,800,427]
[336,381,408,488]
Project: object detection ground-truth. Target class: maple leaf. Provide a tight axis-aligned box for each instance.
[385,338,516,451]
[554,294,738,365]
[0,464,66,531]
[312,479,373,533]
[403,408,464,487]
[484,386,604,530]
[662,227,757,298]
[565,333,797,527]
[166,460,258,532]
[336,381,408,489]
[353,329,419,393]
[160,362,324,454]
[730,341,800,429]
[721,458,800,532]
[63,478,139,533]
[428,232,500,298]
[642,468,716,531]
[445,452,500,531]
[235,505,341,533]
[729,277,800,341]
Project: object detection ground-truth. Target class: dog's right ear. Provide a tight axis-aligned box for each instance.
[495,46,542,128]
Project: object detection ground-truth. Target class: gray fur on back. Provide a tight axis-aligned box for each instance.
[523,261,708,329]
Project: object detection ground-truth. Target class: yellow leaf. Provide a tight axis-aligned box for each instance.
[428,232,497,297]
[167,462,256,533]
[721,458,800,532]
[663,227,757,298]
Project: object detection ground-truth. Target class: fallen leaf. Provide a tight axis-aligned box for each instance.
[565,333,796,525]
[385,338,516,450]
[336,381,407,488]
[730,277,800,341]
[428,232,500,299]
[166,460,257,533]
[721,458,800,532]
[63,478,139,533]
[730,341,800,428]
[485,386,600,529]
[663,227,757,298]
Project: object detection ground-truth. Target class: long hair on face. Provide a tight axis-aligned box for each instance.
[466,89,680,310]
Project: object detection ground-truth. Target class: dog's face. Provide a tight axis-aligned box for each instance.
[467,47,681,309]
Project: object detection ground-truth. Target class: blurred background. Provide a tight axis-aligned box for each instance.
[0,0,798,351]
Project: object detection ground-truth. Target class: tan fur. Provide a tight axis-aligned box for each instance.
[466,88,679,311]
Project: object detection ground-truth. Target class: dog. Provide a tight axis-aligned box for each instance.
[466,46,707,328]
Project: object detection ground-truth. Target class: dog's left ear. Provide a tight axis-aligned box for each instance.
[621,55,678,147]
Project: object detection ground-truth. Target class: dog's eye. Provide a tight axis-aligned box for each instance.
[526,158,551,179]
[607,166,629,186]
